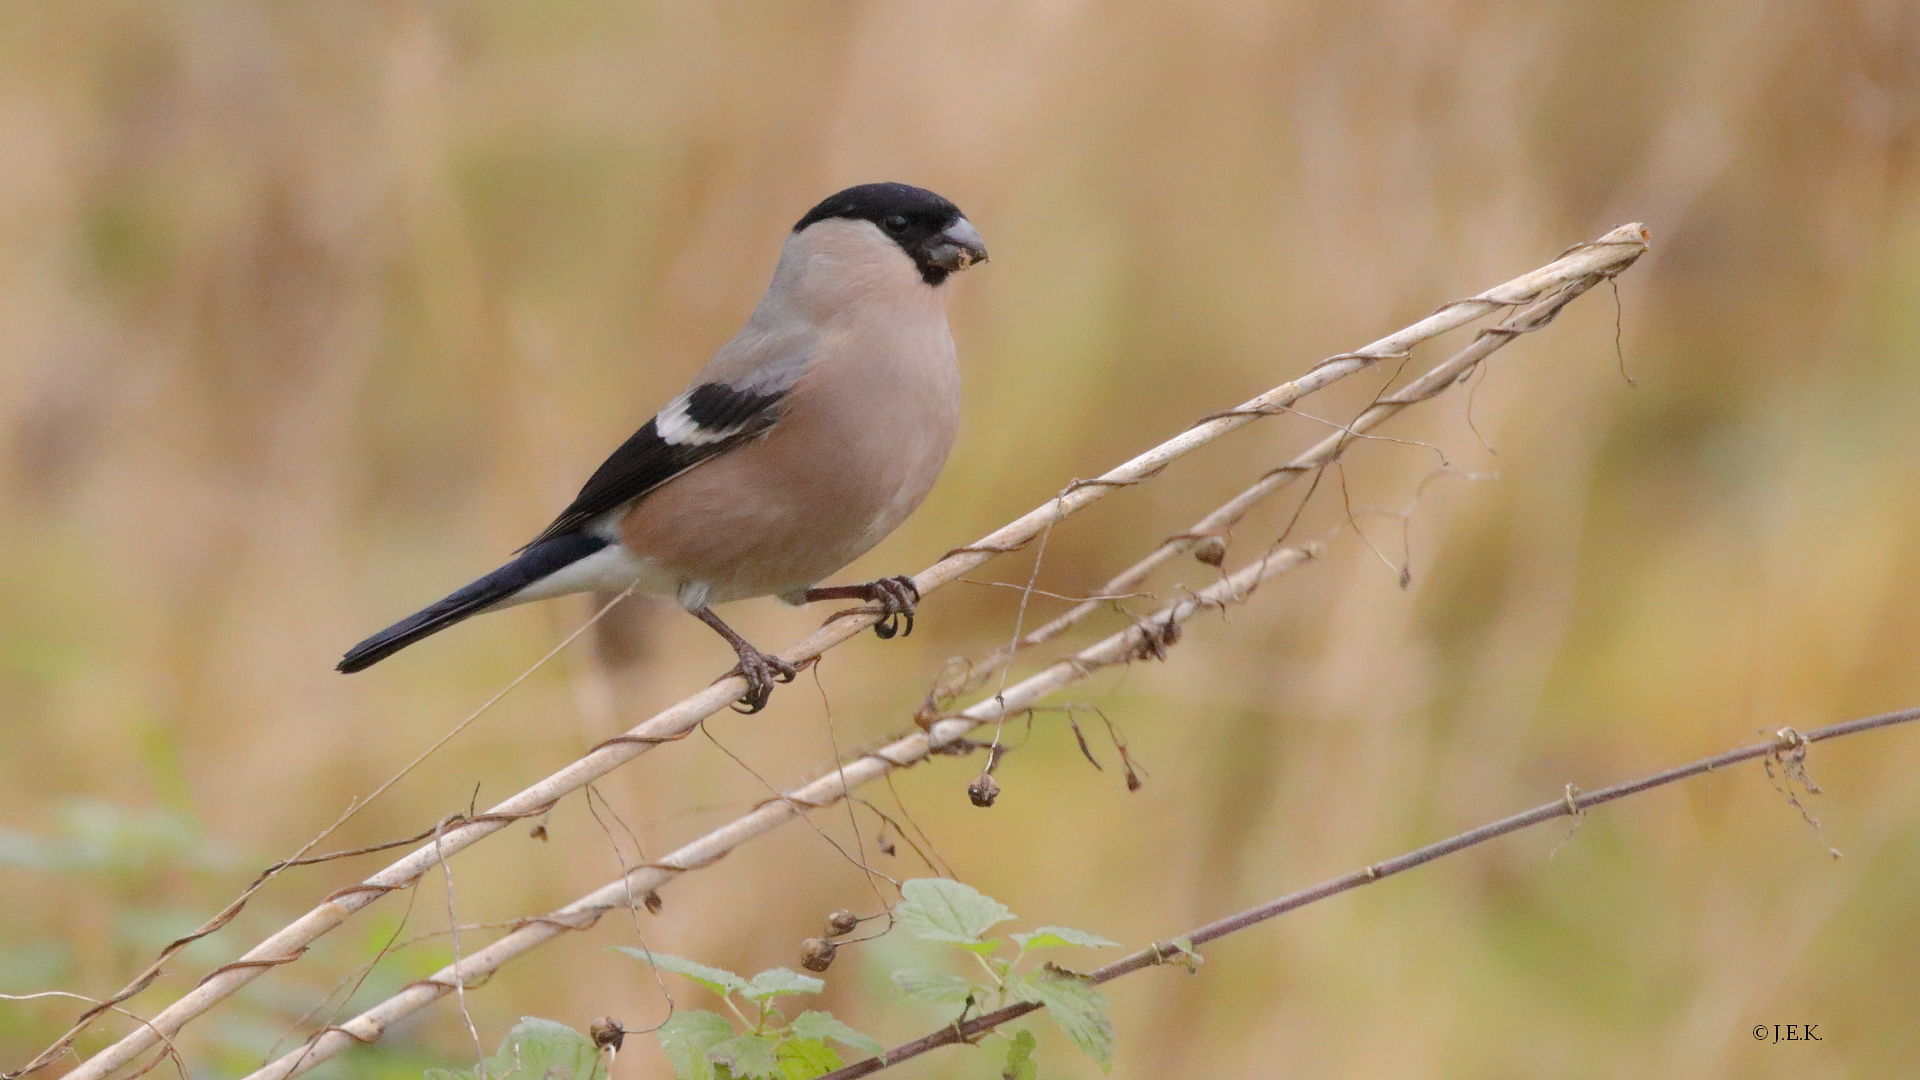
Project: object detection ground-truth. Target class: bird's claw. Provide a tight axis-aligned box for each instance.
[808,575,922,638]
[726,648,799,714]
[869,575,920,640]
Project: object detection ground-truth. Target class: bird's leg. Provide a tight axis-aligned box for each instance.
[694,606,797,714]
[800,575,921,639]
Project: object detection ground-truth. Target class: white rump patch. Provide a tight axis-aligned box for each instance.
[498,543,676,607]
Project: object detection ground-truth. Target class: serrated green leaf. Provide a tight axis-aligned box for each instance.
[503,1017,602,1079]
[657,1009,736,1080]
[500,1017,602,1079]
[740,967,825,1001]
[789,1011,884,1057]
[709,1033,781,1080]
[427,1016,602,1080]
[890,967,977,1005]
[1007,966,1114,1067]
[1012,926,1120,952]
[894,878,1015,946]
[774,1036,844,1080]
[615,947,747,997]
[1002,1029,1038,1080]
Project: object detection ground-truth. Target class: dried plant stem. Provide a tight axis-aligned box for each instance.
[246,543,1322,1079]
[239,243,1639,1079]
[51,224,1646,1080]
[933,240,1639,705]
[814,707,1920,1080]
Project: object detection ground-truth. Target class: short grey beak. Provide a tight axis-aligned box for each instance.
[926,217,988,272]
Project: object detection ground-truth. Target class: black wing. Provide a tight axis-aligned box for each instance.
[526,383,786,546]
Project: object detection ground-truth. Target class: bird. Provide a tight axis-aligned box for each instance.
[338,182,988,712]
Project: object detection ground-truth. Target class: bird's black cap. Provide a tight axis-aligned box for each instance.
[794,183,974,284]
[794,182,963,235]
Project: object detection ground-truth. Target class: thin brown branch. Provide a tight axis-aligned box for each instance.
[815,708,1920,1080]
[0,995,185,1080]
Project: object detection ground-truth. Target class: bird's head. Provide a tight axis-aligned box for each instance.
[793,182,988,287]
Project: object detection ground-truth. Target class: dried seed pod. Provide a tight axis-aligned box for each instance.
[1192,535,1228,567]
[590,1016,625,1052]
[1120,742,1147,792]
[643,890,664,915]
[801,937,837,972]
[968,773,1001,808]
[826,910,859,937]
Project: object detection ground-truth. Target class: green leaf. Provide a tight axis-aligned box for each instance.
[615,947,747,997]
[789,1011,884,1057]
[740,967,825,1001]
[425,1016,602,1080]
[894,878,1015,946]
[1167,936,1204,971]
[1012,926,1120,952]
[1008,965,1114,1068]
[1002,1029,1038,1080]
[709,1033,781,1080]
[774,1036,844,1080]
[890,967,977,1005]
[657,1009,737,1080]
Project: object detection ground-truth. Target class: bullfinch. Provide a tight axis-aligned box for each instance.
[338,182,987,712]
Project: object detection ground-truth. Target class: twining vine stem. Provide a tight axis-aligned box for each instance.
[817,706,1920,1080]
[242,242,1640,1080]
[27,224,1647,1080]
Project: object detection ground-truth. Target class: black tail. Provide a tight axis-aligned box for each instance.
[337,534,610,673]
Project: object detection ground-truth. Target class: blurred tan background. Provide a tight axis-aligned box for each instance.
[5,2,1920,1077]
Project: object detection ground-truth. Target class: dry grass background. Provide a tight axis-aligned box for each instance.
[3,2,1919,1078]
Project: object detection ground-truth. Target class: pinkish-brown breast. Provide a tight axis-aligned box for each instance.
[619,222,961,604]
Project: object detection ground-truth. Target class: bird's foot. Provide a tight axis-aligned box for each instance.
[804,575,921,639]
[724,645,799,714]
[694,605,798,713]
[865,575,920,639]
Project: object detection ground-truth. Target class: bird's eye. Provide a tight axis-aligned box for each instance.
[882,215,909,234]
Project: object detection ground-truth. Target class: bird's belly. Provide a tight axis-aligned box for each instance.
[619,392,956,605]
